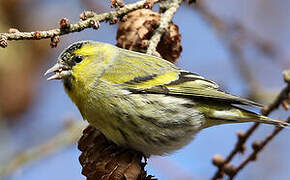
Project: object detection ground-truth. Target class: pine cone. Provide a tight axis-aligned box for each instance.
[78,125,154,180]
[116,9,182,63]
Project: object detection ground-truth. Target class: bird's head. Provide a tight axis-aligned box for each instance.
[44,40,115,91]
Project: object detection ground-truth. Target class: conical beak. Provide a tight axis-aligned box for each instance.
[44,63,71,81]
[44,63,61,76]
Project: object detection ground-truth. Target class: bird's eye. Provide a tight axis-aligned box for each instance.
[74,56,83,63]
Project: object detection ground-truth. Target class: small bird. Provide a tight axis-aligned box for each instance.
[45,40,288,156]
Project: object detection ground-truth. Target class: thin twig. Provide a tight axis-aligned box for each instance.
[0,0,162,48]
[146,0,183,56]
[192,0,278,103]
[212,72,290,179]
[194,2,290,179]
[194,1,262,93]
[194,3,263,178]
[229,118,290,179]
[262,74,290,115]
[212,123,260,179]
[227,72,290,179]
[0,120,88,178]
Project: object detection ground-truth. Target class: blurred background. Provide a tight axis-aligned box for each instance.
[0,0,289,179]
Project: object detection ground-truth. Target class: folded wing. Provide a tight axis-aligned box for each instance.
[101,48,262,107]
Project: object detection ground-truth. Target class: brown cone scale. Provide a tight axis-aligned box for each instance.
[78,125,155,180]
[116,9,182,63]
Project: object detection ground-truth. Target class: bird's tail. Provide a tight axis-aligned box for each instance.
[204,105,289,128]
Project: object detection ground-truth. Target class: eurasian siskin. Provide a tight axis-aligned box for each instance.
[45,40,289,156]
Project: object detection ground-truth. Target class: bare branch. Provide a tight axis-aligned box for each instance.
[262,70,290,115]
[212,70,290,179]
[0,120,88,178]
[212,123,260,179]
[194,1,263,94]
[192,2,290,179]
[228,117,290,179]
[146,0,183,56]
[0,0,162,48]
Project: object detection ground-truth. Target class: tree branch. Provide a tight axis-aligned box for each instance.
[212,70,290,179]
[146,0,183,56]
[0,120,88,178]
[0,0,162,48]
[228,117,290,179]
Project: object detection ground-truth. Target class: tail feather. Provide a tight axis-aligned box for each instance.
[207,106,289,128]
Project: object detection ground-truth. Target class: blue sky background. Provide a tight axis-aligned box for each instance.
[0,0,290,179]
